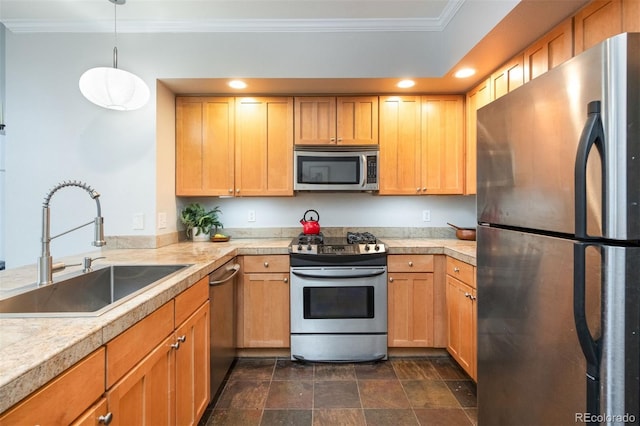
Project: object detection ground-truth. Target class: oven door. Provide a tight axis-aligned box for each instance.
[290,266,387,334]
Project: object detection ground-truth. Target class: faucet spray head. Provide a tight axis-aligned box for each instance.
[93,216,106,247]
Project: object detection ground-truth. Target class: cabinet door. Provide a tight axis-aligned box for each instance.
[70,398,109,426]
[465,78,491,195]
[491,54,524,100]
[574,0,622,54]
[176,97,235,196]
[336,96,378,145]
[175,302,210,426]
[0,349,105,426]
[421,96,464,195]
[387,272,434,347]
[524,18,573,82]
[378,96,421,195]
[107,335,175,426]
[235,97,294,196]
[294,97,336,145]
[446,275,475,379]
[240,272,290,348]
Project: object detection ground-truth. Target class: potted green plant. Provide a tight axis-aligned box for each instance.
[180,203,223,241]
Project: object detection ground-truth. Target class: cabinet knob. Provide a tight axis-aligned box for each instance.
[422,187,427,192]
[416,188,421,192]
[408,261,413,267]
[330,137,336,142]
[464,292,471,298]
[171,342,180,349]
[228,189,233,193]
[98,413,113,425]
[284,277,289,283]
[264,262,269,268]
[389,277,394,282]
[454,267,460,273]
[177,335,186,343]
[470,295,477,301]
[236,189,240,193]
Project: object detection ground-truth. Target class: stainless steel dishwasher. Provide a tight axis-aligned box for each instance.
[208,259,240,399]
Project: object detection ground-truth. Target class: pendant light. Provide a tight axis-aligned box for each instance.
[79,0,149,111]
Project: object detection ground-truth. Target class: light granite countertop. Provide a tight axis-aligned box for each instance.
[0,238,475,413]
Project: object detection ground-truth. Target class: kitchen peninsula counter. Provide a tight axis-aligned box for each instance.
[0,238,475,413]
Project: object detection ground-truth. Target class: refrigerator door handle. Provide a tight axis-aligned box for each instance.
[573,242,602,417]
[574,100,606,240]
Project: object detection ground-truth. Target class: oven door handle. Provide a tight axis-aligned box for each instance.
[291,268,386,279]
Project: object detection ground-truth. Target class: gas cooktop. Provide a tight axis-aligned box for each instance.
[289,232,386,255]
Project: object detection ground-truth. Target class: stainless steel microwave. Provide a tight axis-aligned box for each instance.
[293,146,379,191]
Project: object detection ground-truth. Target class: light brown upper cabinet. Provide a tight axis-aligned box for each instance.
[176,97,235,196]
[294,96,378,145]
[379,95,464,195]
[465,79,491,196]
[176,96,294,197]
[235,97,294,196]
[491,54,524,100]
[574,0,623,54]
[524,18,573,82]
[421,96,465,195]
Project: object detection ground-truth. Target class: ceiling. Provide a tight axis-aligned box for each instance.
[1,0,590,94]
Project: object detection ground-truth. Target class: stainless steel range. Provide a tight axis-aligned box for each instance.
[289,232,387,362]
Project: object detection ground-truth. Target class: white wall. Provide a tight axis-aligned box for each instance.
[4,29,482,268]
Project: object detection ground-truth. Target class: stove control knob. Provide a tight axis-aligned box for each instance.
[364,244,370,252]
[374,244,380,251]
[307,244,312,251]
[297,244,303,251]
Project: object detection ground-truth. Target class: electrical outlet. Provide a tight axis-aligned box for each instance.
[133,213,145,230]
[248,210,256,222]
[157,212,167,229]
[422,210,431,222]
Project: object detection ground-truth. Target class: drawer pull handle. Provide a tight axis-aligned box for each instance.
[98,413,113,425]
[264,262,269,268]
[454,267,460,273]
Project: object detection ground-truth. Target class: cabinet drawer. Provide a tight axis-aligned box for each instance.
[388,255,434,272]
[243,255,290,273]
[0,348,105,426]
[175,276,209,326]
[106,301,174,388]
[446,257,475,287]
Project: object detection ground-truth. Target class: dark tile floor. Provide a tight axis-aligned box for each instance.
[201,356,477,426]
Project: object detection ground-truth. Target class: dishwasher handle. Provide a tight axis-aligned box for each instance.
[209,263,240,286]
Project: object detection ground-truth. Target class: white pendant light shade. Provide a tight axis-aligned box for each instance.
[79,66,150,111]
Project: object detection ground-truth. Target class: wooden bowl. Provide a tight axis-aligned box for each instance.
[455,229,476,241]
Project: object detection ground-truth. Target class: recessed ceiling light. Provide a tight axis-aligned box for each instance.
[454,68,476,78]
[397,79,415,89]
[228,80,247,89]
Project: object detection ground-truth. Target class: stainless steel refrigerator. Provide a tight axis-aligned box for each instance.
[477,33,639,425]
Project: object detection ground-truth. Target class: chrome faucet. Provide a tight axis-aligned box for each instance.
[37,180,106,286]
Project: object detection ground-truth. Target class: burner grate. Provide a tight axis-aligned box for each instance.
[346,231,377,244]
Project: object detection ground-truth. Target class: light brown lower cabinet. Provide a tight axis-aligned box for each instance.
[0,348,106,426]
[387,255,447,348]
[0,277,210,426]
[107,278,210,426]
[237,255,290,348]
[445,257,477,381]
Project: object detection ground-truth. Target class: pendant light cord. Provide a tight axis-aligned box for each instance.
[112,0,118,69]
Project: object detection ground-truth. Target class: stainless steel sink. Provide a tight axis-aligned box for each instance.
[0,264,190,317]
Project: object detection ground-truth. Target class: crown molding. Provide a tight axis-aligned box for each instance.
[2,1,465,34]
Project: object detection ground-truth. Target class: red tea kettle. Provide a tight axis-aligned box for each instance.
[300,209,321,235]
